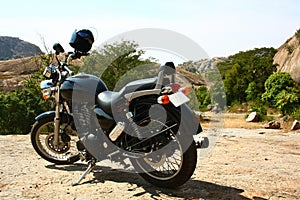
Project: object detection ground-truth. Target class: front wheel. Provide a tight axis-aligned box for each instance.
[30,116,80,164]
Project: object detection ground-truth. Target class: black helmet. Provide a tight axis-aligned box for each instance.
[69,29,94,52]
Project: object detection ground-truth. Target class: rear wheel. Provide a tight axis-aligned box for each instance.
[131,135,197,188]
[30,116,80,164]
[129,98,197,188]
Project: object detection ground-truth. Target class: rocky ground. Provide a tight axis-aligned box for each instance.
[0,127,299,200]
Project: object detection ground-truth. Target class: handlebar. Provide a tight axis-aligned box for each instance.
[63,64,74,76]
[47,43,91,84]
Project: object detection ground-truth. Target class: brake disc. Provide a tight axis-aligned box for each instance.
[45,133,70,154]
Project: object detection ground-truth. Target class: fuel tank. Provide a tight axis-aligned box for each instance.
[61,73,108,101]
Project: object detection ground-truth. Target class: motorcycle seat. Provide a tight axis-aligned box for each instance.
[96,77,170,115]
[97,91,121,115]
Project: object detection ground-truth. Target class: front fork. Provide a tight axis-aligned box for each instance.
[53,85,61,148]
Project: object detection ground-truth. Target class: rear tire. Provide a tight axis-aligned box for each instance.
[131,141,197,188]
[31,116,80,164]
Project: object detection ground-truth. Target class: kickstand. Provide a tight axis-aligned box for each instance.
[72,159,96,186]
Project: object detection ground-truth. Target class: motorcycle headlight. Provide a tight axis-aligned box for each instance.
[42,88,52,100]
[40,80,54,101]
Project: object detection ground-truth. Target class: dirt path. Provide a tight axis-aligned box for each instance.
[1,128,299,200]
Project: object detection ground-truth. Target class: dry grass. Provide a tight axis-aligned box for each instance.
[200,112,299,132]
[223,115,264,129]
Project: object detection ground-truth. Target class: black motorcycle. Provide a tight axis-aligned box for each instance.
[30,29,206,188]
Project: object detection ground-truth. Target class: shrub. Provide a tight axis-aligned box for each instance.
[0,63,51,135]
[0,86,50,134]
[194,86,211,110]
[285,44,295,54]
[249,105,267,121]
[262,72,300,115]
[296,28,300,41]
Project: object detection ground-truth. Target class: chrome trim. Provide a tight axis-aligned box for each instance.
[124,89,161,102]
[155,71,164,89]
[124,70,164,101]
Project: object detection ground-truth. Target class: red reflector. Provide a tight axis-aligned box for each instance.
[157,95,170,105]
[181,87,190,95]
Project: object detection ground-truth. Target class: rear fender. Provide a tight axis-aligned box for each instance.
[130,96,201,135]
[130,96,202,151]
[167,103,202,151]
[167,103,202,135]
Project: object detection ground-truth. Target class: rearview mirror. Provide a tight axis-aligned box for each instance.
[53,43,65,55]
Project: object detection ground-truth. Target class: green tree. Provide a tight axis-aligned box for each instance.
[194,86,211,109]
[245,81,259,102]
[218,47,277,105]
[262,72,300,115]
[224,63,246,104]
[81,40,155,90]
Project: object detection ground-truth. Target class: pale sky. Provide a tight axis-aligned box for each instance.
[1,0,299,63]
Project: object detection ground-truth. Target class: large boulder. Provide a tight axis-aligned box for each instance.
[246,112,259,122]
[264,120,281,129]
[291,120,300,130]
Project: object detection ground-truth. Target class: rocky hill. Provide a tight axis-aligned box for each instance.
[0,57,43,92]
[273,30,300,84]
[0,36,43,60]
[179,57,228,75]
[1,30,300,92]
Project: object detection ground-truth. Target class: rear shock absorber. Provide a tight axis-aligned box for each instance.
[126,112,143,140]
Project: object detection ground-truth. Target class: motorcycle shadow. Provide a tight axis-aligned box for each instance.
[46,163,256,200]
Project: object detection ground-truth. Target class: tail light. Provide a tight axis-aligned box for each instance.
[157,95,170,105]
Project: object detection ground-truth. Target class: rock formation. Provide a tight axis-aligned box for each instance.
[273,31,300,84]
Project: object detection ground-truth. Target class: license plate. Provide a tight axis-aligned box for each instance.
[169,91,190,107]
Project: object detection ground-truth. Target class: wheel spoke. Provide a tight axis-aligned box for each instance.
[135,119,184,180]
[35,121,78,162]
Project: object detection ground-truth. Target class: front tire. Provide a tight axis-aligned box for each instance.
[31,116,80,164]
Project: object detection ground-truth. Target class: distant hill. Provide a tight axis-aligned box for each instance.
[0,36,43,60]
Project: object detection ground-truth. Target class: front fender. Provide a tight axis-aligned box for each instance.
[35,111,56,121]
[35,111,73,125]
